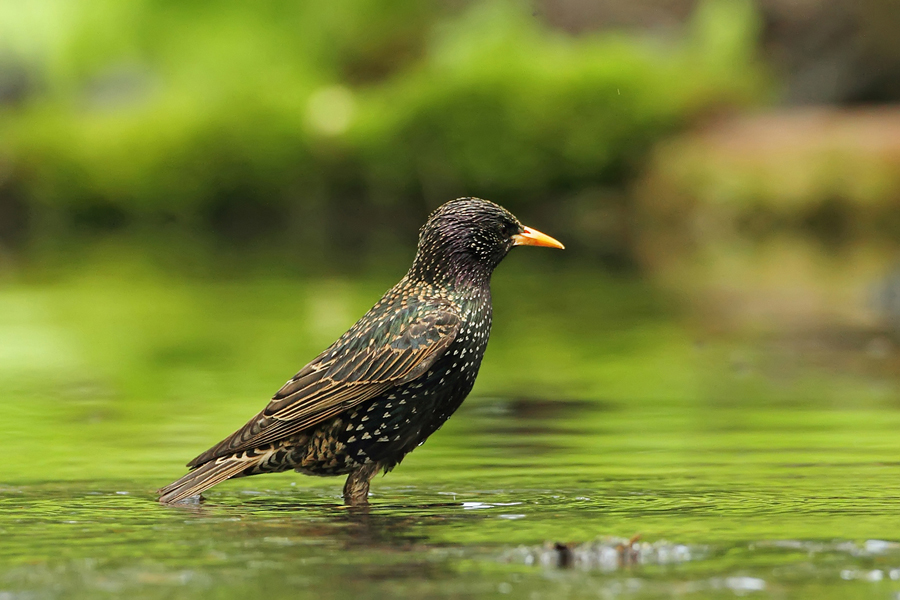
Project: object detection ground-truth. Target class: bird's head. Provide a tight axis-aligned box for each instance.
[409,197,564,286]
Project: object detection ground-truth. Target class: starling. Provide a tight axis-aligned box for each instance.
[158,197,563,505]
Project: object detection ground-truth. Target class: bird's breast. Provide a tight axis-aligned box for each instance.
[330,297,492,470]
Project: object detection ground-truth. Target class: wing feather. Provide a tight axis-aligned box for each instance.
[186,300,459,468]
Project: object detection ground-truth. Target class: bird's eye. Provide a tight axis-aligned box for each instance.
[500,222,515,237]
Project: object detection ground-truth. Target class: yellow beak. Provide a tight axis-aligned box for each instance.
[511,226,565,250]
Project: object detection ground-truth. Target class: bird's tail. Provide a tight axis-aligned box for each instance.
[158,453,261,504]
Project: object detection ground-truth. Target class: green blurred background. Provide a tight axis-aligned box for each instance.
[6,2,900,597]
[2,0,900,316]
[0,0,768,267]
[4,0,900,487]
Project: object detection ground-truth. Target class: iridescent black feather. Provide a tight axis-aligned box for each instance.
[158,198,555,504]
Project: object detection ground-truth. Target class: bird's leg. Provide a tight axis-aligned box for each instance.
[343,462,379,506]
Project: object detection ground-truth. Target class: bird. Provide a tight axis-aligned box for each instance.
[158,197,564,505]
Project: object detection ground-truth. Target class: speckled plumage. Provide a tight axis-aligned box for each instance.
[158,198,562,505]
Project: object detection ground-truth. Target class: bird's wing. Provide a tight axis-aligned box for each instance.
[187,301,460,467]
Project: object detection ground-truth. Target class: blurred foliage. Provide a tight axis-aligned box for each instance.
[0,0,767,261]
[634,107,900,333]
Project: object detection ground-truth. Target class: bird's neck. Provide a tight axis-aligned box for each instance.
[407,253,492,290]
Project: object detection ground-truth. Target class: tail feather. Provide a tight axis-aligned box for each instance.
[158,455,258,504]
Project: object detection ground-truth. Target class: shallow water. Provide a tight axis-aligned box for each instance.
[4,261,900,598]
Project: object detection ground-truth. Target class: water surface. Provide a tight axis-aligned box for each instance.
[4,261,900,598]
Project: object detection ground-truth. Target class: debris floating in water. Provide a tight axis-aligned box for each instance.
[501,536,698,571]
[461,501,522,510]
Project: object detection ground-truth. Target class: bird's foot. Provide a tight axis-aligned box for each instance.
[343,493,369,507]
[342,463,379,506]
